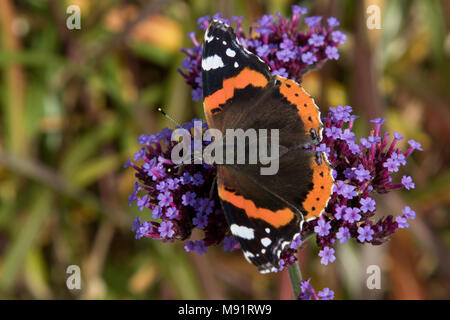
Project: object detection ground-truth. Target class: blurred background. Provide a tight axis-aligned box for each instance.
[0,0,449,299]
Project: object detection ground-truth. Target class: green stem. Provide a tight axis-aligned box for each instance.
[287,260,302,299]
[287,232,314,299]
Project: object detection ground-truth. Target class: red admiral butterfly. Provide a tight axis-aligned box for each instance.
[202,20,333,273]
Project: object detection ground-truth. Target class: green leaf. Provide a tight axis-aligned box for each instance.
[70,155,121,188]
[0,188,52,293]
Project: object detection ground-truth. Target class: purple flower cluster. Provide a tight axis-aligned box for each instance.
[179,7,346,101]
[295,106,421,266]
[261,107,421,271]
[126,120,236,253]
[298,278,334,300]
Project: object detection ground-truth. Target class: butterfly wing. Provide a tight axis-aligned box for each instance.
[202,20,333,273]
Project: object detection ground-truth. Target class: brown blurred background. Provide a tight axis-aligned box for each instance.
[0,0,449,299]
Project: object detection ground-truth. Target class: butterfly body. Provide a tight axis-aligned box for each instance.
[201,20,333,273]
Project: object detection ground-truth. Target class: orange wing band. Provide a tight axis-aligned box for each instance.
[276,76,322,134]
[203,67,268,118]
[302,153,334,220]
[218,185,295,228]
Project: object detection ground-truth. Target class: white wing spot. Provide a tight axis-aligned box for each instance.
[204,30,214,43]
[234,61,239,68]
[230,224,254,240]
[226,48,236,57]
[261,237,272,247]
[202,55,225,71]
[223,41,227,45]
[261,249,266,254]
[265,228,270,234]
[243,251,255,263]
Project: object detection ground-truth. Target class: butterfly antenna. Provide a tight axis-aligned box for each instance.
[158,107,205,165]
[157,107,182,128]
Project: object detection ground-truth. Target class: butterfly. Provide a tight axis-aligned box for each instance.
[201,20,333,273]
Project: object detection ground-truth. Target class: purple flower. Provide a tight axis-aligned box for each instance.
[408,139,423,151]
[396,216,409,229]
[360,197,376,213]
[394,132,404,140]
[157,191,173,207]
[181,191,197,206]
[402,206,416,220]
[301,52,317,65]
[360,137,372,148]
[383,154,401,173]
[340,129,355,143]
[133,148,146,161]
[185,240,207,254]
[193,212,208,229]
[180,172,192,185]
[308,34,325,47]
[195,198,214,215]
[305,16,322,27]
[137,134,157,146]
[355,164,371,182]
[402,176,415,190]
[331,30,347,44]
[334,204,347,220]
[166,207,179,219]
[314,218,332,237]
[325,46,339,60]
[192,87,202,101]
[325,126,343,139]
[327,17,340,28]
[348,142,361,154]
[370,118,386,125]
[319,246,336,265]
[336,226,350,244]
[158,220,175,238]
[137,195,150,211]
[330,105,351,121]
[256,44,271,58]
[272,67,288,78]
[343,207,361,223]
[255,14,275,35]
[152,206,162,219]
[292,5,307,17]
[192,173,205,186]
[197,16,210,30]
[277,49,296,62]
[166,178,179,190]
[318,288,335,300]
[223,236,238,252]
[128,182,140,206]
[316,143,330,155]
[156,181,169,193]
[300,278,313,292]
[132,218,153,239]
[367,136,381,145]
[342,184,357,199]
[290,235,303,249]
[357,225,375,242]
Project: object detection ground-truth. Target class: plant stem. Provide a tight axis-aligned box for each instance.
[287,260,302,299]
[288,232,314,299]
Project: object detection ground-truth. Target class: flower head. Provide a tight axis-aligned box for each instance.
[180,11,346,101]
[357,225,375,243]
[319,246,336,265]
